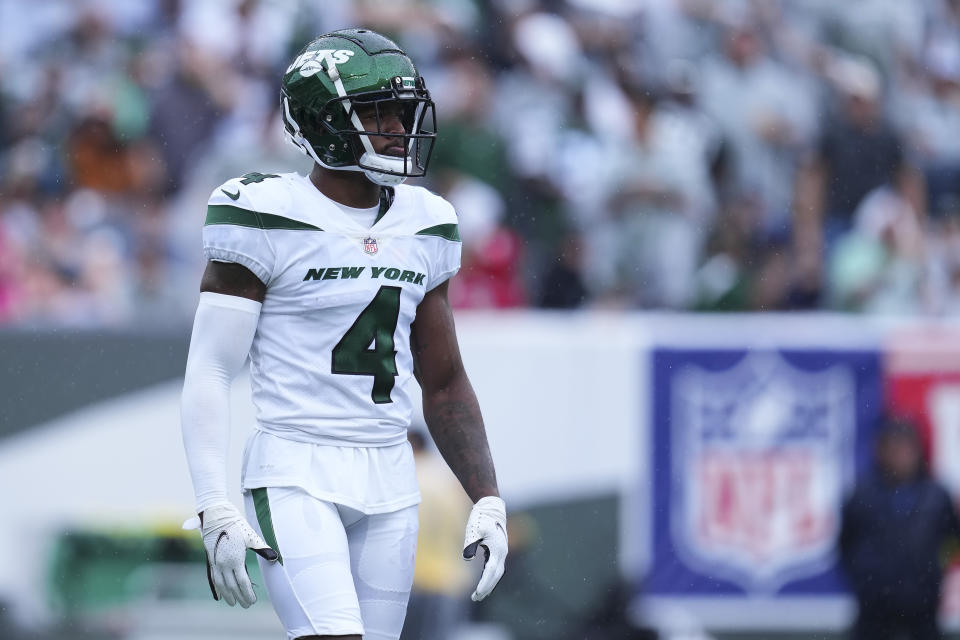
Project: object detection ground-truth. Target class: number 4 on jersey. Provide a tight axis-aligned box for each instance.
[332,286,402,404]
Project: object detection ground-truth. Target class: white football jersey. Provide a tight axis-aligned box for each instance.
[202,171,461,448]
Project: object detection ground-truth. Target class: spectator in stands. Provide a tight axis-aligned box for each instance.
[147,41,234,194]
[839,417,960,640]
[597,82,710,308]
[539,233,589,309]
[825,1,927,75]
[699,14,816,235]
[895,40,960,218]
[9,0,960,323]
[794,58,926,304]
[444,174,528,309]
[429,53,511,196]
[491,9,584,258]
[67,111,136,193]
[829,185,926,313]
[694,195,757,311]
[661,58,727,200]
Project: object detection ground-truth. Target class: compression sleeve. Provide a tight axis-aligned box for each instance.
[181,292,261,513]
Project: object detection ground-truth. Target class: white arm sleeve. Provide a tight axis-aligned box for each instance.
[181,291,262,513]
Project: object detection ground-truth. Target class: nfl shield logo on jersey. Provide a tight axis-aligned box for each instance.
[671,351,855,592]
[363,237,378,255]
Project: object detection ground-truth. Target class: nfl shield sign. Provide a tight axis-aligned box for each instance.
[646,348,882,598]
[673,351,852,591]
[363,237,378,255]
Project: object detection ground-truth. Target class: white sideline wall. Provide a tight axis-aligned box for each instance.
[0,311,946,626]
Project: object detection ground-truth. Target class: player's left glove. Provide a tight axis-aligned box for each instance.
[183,503,278,608]
[462,496,508,601]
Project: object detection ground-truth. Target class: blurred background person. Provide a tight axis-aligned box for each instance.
[828,183,927,313]
[839,417,960,640]
[793,56,926,307]
[445,173,529,310]
[6,0,960,321]
[699,11,816,239]
[539,232,589,309]
[593,79,713,309]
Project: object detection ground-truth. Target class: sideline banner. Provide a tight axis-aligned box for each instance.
[644,347,882,625]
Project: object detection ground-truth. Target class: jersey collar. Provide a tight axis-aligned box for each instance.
[374,187,394,225]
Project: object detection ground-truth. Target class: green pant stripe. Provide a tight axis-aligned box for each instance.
[252,488,283,565]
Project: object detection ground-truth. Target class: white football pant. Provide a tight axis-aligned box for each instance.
[244,487,418,639]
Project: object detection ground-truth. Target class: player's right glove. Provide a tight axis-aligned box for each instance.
[462,496,508,601]
[182,503,278,608]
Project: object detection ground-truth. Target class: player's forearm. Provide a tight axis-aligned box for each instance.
[423,372,499,503]
[181,292,260,512]
[182,374,232,511]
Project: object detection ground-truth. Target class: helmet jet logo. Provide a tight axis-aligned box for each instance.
[286,49,356,77]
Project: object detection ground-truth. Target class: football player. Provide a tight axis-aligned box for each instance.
[180,29,507,640]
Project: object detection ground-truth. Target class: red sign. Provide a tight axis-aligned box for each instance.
[885,327,960,624]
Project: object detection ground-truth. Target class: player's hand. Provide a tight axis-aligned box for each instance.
[462,496,507,601]
[182,503,278,608]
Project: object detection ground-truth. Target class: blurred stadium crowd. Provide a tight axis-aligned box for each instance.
[4,0,960,326]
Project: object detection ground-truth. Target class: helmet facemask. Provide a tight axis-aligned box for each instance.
[323,77,437,186]
[283,68,437,186]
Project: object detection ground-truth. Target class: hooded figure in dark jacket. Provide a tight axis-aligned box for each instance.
[839,418,960,640]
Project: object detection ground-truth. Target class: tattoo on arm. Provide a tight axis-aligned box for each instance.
[423,379,499,503]
[414,281,499,503]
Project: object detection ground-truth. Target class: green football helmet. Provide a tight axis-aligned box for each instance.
[281,28,437,186]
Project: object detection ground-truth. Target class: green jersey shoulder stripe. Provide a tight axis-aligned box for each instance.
[415,223,460,242]
[205,204,323,231]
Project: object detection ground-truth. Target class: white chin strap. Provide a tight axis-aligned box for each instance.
[360,153,408,186]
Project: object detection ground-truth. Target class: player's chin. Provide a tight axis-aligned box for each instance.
[380,146,407,158]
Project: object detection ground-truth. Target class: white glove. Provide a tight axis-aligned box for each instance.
[183,503,278,608]
[462,496,508,601]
